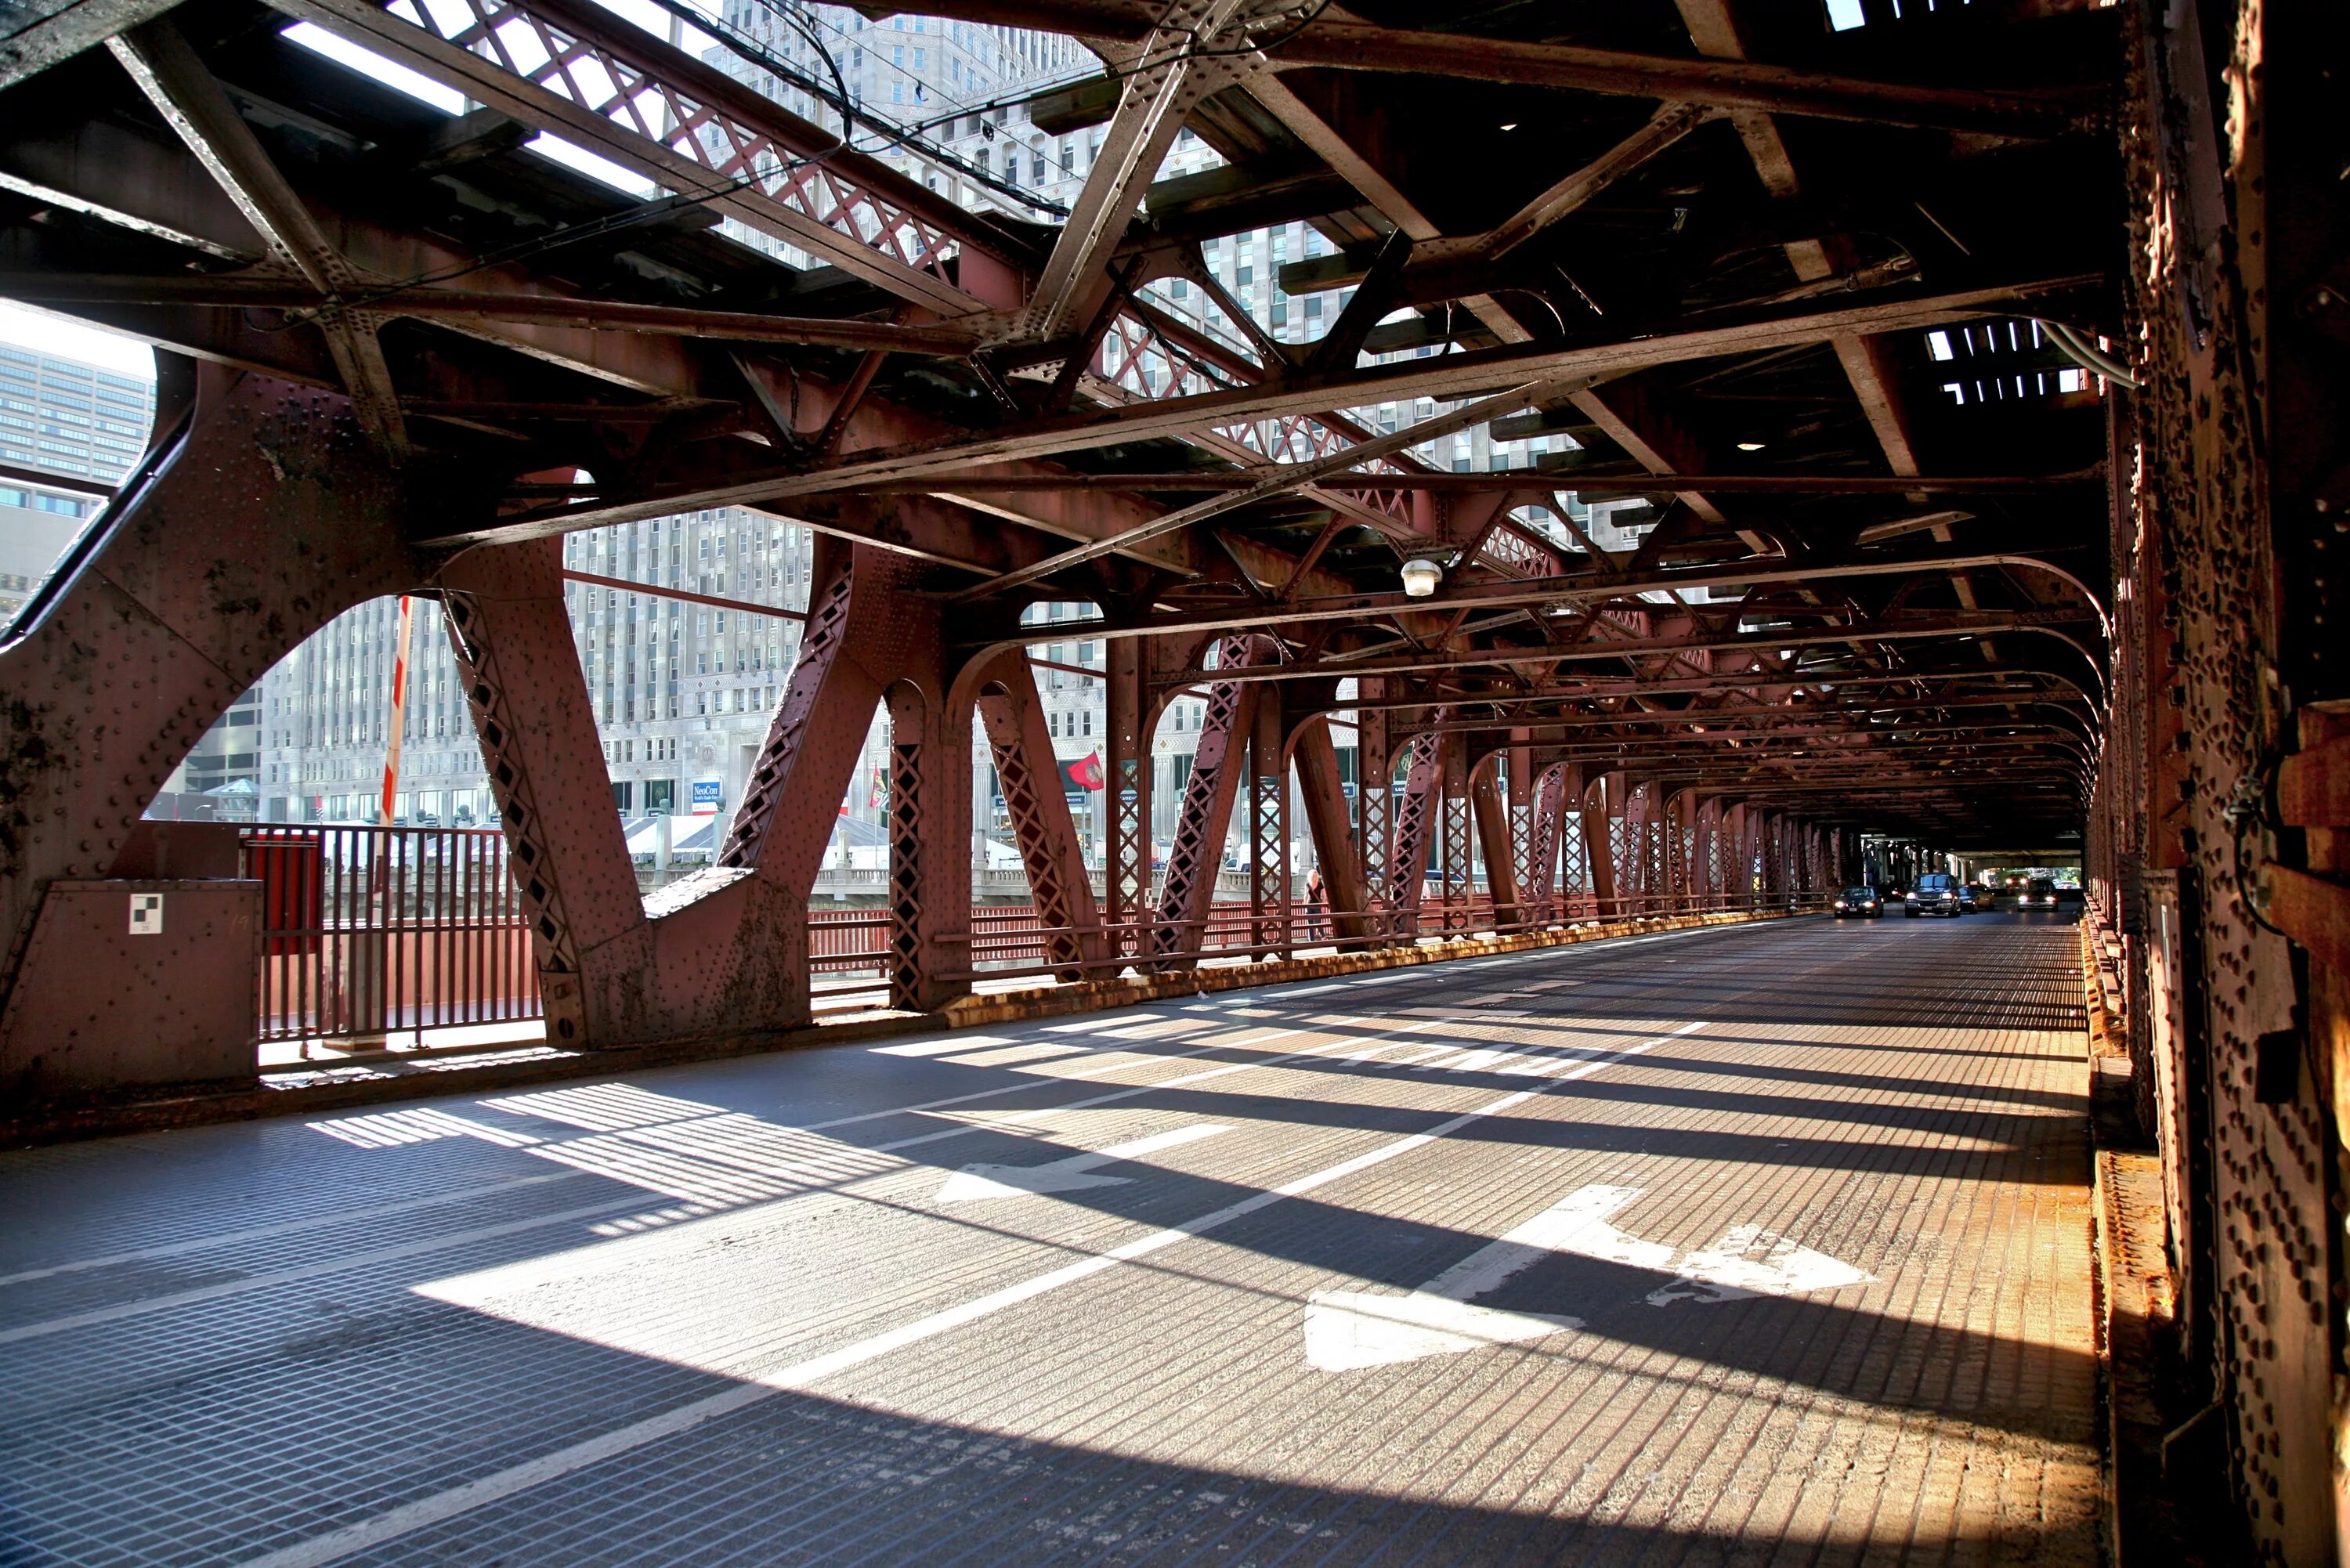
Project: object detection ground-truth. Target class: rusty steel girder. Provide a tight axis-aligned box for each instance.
[0,366,428,1042]
[445,533,981,1039]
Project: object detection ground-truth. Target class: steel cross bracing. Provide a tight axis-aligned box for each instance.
[0,0,2128,1060]
[273,0,1013,314]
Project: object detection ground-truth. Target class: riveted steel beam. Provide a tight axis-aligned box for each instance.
[0,0,183,90]
[970,649,1107,979]
[458,277,2102,540]
[108,19,409,455]
[0,365,425,1043]
[266,0,1008,315]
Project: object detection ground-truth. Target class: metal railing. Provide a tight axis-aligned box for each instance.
[242,826,540,1043]
[242,824,1828,1039]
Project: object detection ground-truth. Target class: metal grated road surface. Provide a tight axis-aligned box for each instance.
[0,914,2099,1566]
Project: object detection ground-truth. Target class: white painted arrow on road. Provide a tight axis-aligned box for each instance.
[934,1124,1230,1202]
[1307,1183,1872,1369]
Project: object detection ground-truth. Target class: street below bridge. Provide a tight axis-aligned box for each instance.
[0,913,2098,1566]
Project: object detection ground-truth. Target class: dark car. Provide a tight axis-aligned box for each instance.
[1833,885,1882,918]
[1959,884,1981,913]
[2019,876,2061,910]
[1906,872,1965,917]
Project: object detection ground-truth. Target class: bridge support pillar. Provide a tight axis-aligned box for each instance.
[0,365,426,1097]
[1438,735,1473,931]
[970,650,1103,984]
[1353,685,1391,941]
[1468,747,1520,931]
[1524,761,1571,924]
[1152,635,1259,966]
[1102,636,1152,959]
[1245,663,1289,959]
[1388,729,1442,940]
[1292,715,1368,947]
[1582,772,1621,920]
[450,533,971,1042]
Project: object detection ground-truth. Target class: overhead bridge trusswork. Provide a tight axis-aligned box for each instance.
[0,0,2345,1559]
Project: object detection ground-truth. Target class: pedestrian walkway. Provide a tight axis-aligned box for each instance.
[0,913,2099,1566]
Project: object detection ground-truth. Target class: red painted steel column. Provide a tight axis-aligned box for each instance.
[1102,636,1152,957]
[1152,635,1258,965]
[882,674,974,1013]
[1387,730,1442,939]
[439,538,641,1046]
[1247,666,1289,959]
[1468,751,1520,930]
[1439,734,1473,931]
[1525,761,1570,923]
[448,533,964,1042]
[1506,740,1538,925]
[1638,784,1665,914]
[1693,796,1719,907]
[1292,717,1368,945]
[970,649,1104,981]
[1354,680,1392,943]
[1582,772,1620,919]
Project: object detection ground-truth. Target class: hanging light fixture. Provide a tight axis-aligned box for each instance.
[1399,556,1444,598]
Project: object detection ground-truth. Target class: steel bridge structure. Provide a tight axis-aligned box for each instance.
[0,0,2345,1559]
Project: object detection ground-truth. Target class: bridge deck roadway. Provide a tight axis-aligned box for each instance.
[0,913,2099,1566]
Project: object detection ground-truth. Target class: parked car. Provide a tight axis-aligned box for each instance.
[1833,885,1883,918]
[1959,884,1980,913]
[1906,872,1965,917]
[2019,876,2061,909]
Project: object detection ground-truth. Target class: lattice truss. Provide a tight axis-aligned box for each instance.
[1558,811,1589,896]
[1358,764,1390,894]
[885,739,923,1005]
[985,703,1084,970]
[1152,635,1253,958]
[1250,770,1286,948]
[1110,753,1145,935]
[1386,734,1439,906]
[1440,791,1471,926]
[1090,312,1415,529]
[1509,803,1538,905]
[378,0,964,284]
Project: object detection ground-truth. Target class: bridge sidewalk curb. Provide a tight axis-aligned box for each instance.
[2080,912,2204,1566]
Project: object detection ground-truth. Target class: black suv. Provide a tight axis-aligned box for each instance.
[1906,873,1965,918]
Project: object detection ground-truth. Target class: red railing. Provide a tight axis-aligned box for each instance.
[242,825,1824,1039]
[241,826,540,1043]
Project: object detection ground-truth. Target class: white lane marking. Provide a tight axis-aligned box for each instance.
[1529,1183,1871,1306]
[1645,1221,1872,1306]
[7,920,1771,1294]
[0,1018,1408,1340]
[1307,1165,1870,1369]
[235,1022,1701,1568]
[934,1124,1230,1202]
[870,1035,1014,1057]
[1307,1189,1603,1371]
[0,1193,664,1346]
[0,1172,588,1291]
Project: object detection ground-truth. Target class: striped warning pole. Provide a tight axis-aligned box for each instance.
[378,594,416,826]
